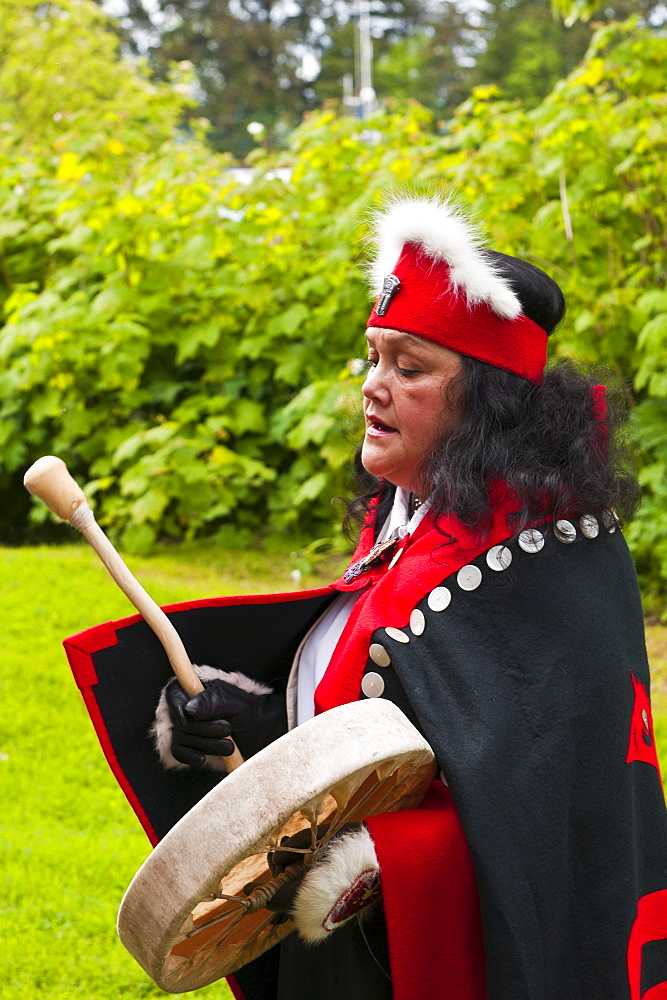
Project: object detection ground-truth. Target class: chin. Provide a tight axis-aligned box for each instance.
[361,457,401,489]
[362,453,418,494]
[360,444,386,480]
[361,439,414,490]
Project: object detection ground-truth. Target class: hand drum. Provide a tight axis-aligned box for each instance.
[117,699,435,992]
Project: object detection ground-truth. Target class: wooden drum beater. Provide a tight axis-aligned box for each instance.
[23,454,243,771]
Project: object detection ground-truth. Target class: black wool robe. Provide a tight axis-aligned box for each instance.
[63,497,667,1000]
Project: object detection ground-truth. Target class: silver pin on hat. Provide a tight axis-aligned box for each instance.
[375,274,401,316]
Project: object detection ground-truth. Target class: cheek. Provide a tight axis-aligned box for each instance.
[403,390,446,441]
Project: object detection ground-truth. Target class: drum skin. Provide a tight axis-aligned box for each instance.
[117,699,435,993]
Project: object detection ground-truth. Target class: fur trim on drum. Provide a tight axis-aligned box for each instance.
[152,665,273,771]
[368,195,522,320]
[292,825,381,944]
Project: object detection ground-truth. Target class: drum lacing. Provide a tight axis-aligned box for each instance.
[211,843,318,913]
[240,863,306,913]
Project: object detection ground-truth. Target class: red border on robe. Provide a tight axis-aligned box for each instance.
[628,890,667,1000]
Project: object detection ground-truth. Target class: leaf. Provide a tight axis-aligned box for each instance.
[176,321,222,364]
[130,489,169,524]
[574,310,595,334]
[638,314,667,352]
[296,275,330,301]
[120,522,158,555]
[274,343,309,385]
[0,218,28,239]
[292,472,328,505]
[287,413,333,448]
[113,432,149,465]
[637,291,667,319]
[28,389,60,422]
[227,399,266,435]
[266,303,309,338]
[90,283,131,319]
[47,224,94,252]
[175,233,214,269]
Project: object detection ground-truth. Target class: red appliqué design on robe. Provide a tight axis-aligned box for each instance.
[627,672,662,778]
[628,890,667,1000]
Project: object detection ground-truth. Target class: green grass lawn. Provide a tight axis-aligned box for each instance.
[2,540,667,999]
[0,541,335,1000]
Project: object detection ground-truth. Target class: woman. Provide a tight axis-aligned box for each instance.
[68,196,667,1000]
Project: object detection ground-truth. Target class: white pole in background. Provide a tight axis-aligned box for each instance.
[357,0,376,118]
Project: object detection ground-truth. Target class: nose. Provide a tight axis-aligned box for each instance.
[362,363,390,404]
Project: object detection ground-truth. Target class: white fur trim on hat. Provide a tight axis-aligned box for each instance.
[291,826,380,944]
[152,665,273,771]
[368,195,522,320]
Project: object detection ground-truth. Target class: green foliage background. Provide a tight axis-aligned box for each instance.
[1,2,666,603]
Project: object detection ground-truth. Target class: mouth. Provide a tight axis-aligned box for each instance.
[365,416,397,436]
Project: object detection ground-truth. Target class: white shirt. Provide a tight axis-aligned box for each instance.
[290,488,430,726]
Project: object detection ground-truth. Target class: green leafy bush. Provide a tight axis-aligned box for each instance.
[1,4,666,607]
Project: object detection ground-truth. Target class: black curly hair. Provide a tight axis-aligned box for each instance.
[345,251,640,540]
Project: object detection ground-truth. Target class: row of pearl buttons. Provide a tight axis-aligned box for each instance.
[360,513,615,698]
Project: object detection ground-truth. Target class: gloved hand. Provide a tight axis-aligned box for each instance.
[164,673,287,768]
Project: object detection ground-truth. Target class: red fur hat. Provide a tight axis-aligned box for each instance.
[366,197,548,383]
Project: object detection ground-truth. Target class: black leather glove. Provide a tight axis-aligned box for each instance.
[164,675,287,768]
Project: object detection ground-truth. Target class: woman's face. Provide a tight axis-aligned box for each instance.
[361,328,463,495]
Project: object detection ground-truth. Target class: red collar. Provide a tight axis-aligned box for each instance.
[317,488,534,713]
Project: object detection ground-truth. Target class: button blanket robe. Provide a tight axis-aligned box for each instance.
[63,496,667,1000]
